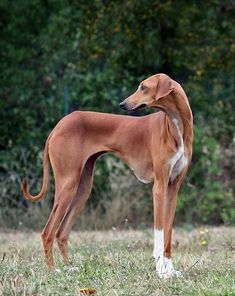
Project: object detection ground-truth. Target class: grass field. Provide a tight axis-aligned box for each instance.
[0,227,234,295]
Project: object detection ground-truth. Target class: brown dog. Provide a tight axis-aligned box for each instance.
[22,73,193,278]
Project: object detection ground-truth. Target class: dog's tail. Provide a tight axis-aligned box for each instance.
[21,133,52,202]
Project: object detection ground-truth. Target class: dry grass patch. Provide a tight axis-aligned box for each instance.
[0,227,234,295]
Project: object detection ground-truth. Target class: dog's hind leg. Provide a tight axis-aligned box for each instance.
[55,153,101,264]
[41,170,81,268]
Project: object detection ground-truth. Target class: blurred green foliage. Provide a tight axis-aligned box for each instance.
[0,0,234,228]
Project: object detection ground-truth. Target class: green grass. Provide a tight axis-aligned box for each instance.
[0,227,234,295]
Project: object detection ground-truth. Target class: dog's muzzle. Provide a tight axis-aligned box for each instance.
[119,101,127,110]
[120,101,147,111]
[133,103,147,111]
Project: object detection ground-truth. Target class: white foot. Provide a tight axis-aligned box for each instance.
[155,256,183,279]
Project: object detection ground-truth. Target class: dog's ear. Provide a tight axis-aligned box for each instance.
[155,74,173,100]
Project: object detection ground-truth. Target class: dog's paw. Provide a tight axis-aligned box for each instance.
[156,256,183,279]
[157,269,183,279]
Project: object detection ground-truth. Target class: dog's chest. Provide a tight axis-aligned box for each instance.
[169,118,188,182]
[169,149,187,182]
[130,162,153,184]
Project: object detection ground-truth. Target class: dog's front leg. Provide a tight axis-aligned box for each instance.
[162,182,182,278]
[163,171,188,278]
[152,174,181,279]
[152,177,168,278]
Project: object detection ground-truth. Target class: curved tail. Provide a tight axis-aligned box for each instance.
[21,134,52,202]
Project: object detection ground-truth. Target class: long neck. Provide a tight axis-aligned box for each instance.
[158,82,193,146]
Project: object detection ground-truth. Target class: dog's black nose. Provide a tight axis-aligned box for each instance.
[119,101,126,110]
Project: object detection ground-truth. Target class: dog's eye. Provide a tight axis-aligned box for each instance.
[139,84,147,91]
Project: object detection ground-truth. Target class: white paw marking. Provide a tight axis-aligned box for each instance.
[153,229,164,259]
[156,256,182,279]
[153,229,182,279]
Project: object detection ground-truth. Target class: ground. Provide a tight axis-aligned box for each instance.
[0,227,234,295]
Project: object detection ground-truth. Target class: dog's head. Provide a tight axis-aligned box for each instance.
[120,74,173,111]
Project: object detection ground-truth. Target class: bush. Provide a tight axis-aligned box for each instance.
[0,0,234,228]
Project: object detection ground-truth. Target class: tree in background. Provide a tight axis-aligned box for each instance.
[0,0,234,227]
